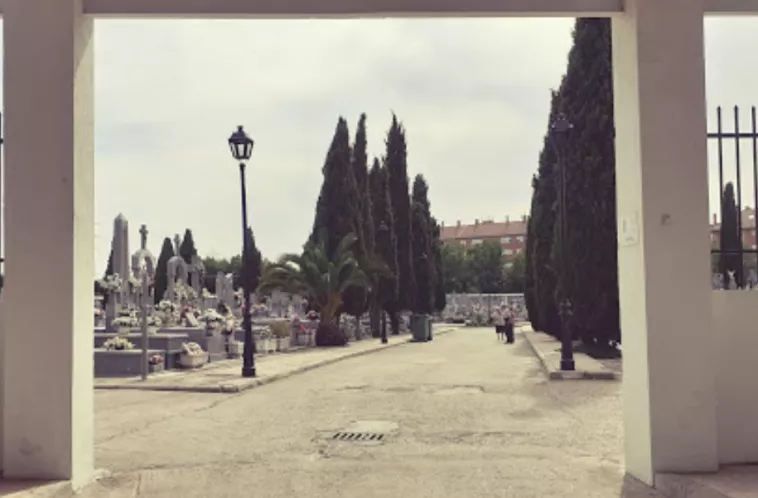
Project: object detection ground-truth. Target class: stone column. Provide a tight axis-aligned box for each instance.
[1,0,95,486]
[612,0,718,485]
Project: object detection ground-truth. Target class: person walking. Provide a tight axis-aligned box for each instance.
[492,306,505,341]
[504,306,515,344]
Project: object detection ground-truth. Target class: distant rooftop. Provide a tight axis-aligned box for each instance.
[440,216,527,240]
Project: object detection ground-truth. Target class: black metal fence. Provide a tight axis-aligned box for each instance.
[709,105,758,289]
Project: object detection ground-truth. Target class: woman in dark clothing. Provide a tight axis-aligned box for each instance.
[504,307,515,344]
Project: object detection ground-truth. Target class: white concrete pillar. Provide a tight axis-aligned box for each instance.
[1,0,95,486]
[613,0,718,486]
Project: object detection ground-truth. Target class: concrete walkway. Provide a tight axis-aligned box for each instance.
[6,326,663,498]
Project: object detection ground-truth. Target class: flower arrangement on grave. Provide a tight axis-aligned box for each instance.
[201,308,225,328]
[98,274,123,295]
[103,336,134,351]
[181,342,204,356]
[112,310,138,331]
[179,341,206,368]
[148,354,164,365]
[156,300,177,314]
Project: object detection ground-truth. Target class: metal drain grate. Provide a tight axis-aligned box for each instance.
[331,431,385,442]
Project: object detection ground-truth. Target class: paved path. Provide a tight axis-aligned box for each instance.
[53,327,661,497]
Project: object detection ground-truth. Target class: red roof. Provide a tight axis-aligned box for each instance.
[440,219,527,240]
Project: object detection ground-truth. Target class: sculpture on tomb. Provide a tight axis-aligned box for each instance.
[165,234,189,302]
[131,224,156,281]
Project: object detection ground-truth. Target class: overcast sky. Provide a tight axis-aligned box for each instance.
[2,17,758,274]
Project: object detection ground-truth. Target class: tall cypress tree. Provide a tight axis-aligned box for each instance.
[410,174,433,314]
[104,246,114,278]
[179,228,199,288]
[343,114,373,334]
[524,193,540,331]
[529,90,562,339]
[242,226,263,293]
[179,229,198,265]
[154,237,175,304]
[369,158,398,340]
[720,182,741,287]
[550,18,619,346]
[385,115,415,324]
[352,114,374,254]
[310,117,360,260]
[430,218,447,313]
[410,202,433,314]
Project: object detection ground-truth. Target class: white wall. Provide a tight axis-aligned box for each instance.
[712,291,758,464]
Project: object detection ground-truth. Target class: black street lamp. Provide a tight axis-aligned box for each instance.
[551,114,575,372]
[228,125,256,378]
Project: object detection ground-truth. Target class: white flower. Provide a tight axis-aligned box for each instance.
[181,342,204,356]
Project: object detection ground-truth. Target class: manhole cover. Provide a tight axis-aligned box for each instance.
[331,432,385,442]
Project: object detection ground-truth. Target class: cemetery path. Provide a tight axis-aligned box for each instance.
[89,327,661,498]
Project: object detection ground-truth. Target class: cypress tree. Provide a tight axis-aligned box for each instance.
[179,228,198,265]
[352,114,375,254]
[529,90,562,339]
[551,18,619,346]
[310,117,360,260]
[720,182,741,287]
[410,174,434,314]
[343,114,373,335]
[179,228,199,288]
[385,115,415,324]
[410,201,433,313]
[369,158,398,340]
[242,226,263,293]
[430,218,447,313]
[104,247,114,278]
[524,186,539,330]
[153,237,175,304]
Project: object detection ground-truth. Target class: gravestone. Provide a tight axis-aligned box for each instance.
[131,224,156,281]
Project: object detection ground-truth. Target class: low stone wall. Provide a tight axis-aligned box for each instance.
[94,332,188,369]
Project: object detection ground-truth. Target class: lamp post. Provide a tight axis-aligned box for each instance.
[228,125,256,378]
[551,113,575,372]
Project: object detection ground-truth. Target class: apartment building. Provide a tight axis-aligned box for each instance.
[439,216,528,260]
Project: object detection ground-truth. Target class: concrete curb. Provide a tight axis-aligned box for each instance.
[519,325,618,381]
[95,326,459,393]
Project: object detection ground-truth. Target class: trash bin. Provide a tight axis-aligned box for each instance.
[410,314,427,342]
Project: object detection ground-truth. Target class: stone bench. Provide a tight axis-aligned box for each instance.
[94,348,164,377]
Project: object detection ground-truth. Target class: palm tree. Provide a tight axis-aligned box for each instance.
[259,233,369,346]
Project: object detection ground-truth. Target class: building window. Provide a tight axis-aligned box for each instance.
[502,248,513,256]
[501,236,512,244]
[516,236,525,242]
[471,239,483,246]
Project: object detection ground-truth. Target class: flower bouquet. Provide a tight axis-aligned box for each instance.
[146,314,162,334]
[201,308,225,335]
[112,315,137,334]
[103,336,134,351]
[148,354,164,373]
[179,341,207,368]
